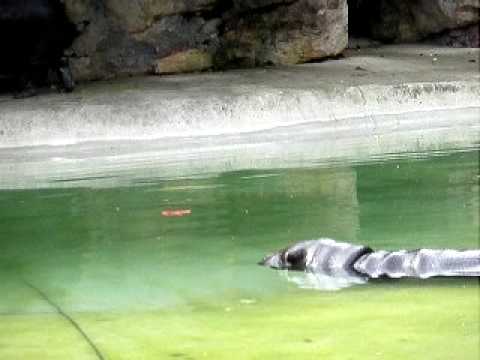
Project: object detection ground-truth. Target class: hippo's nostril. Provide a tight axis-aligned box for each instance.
[258,255,272,266]
[259,253,283,269]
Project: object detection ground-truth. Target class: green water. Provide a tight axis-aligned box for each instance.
[0,150,478,359]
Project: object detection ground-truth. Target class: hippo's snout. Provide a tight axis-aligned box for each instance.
[258,253,282,268]
[258,245,308,270]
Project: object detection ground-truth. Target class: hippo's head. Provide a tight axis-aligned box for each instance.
[259,240,316,271]
[259,239,371,290]
[259,239,372,274]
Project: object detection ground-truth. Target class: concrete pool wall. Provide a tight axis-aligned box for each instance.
[0,45,479,189]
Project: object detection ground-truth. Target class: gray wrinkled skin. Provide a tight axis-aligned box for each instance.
[260,239,480,290]
[354,248,480,279]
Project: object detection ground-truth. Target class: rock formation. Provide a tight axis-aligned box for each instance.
[349,0,479,46]
[4,1,475,85]
[62,0,348,81]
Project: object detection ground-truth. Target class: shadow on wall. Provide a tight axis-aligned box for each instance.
[347,0,479,47]
[0,0,77,98]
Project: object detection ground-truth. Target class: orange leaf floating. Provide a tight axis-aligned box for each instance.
[161,209,192,217]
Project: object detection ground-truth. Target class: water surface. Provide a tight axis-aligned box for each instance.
[0,149,478,359]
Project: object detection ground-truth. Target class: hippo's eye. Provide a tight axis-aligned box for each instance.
[286,249,307,270]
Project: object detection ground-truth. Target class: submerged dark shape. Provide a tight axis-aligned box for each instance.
[0,0,77,98]
[260,239,480,290]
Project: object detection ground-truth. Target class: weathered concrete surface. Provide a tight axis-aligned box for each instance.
[0,45,479,189]
[0,45,479,148]
[0,107,478,189]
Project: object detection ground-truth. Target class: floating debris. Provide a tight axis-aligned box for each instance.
[161,209,192,217]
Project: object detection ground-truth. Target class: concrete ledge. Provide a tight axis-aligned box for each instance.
[0,45,479,189]
[0,107,478,189]
[0,45,479,148]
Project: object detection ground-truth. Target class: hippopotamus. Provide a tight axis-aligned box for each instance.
[260,239,480,290]
[0,0,77,98]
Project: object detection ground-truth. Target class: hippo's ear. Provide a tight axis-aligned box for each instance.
[286,248,307,270]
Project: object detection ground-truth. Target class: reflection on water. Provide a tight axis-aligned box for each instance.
[0,149,478,359]
[280,270,368,291]
[0,165,362,312]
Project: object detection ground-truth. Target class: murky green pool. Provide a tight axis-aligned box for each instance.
[0,149,478,360]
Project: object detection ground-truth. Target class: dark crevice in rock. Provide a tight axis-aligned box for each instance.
[304,53,345,64]
[224,0,297,19]
[347,0,480,45]
[426,23,480,48]
[180,0,233,21]
[0,0,79,95]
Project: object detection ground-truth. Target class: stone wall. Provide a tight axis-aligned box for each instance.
[63,0,348,81]
[60,0,478,82]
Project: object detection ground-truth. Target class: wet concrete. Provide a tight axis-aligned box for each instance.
[0,45,478,148]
